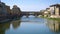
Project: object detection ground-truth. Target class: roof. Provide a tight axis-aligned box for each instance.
[50,4,60,7]
[46,8,50,10]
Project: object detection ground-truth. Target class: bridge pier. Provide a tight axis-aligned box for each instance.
[26,15,29,18]
[34,14,38,17]
[26,16,28,18]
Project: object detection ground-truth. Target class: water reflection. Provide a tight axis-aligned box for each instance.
[11,20,21,29]
[0,19,21,34]
[1,17,60,34]
[46,20,60,32]
[0,23,10,34]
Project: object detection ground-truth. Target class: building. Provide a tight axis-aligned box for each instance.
[6,6,11,15]
[0,1,11,16]
[11,5,21,16]
[0,1,12,20]
[50,4,60,18]
[40,8,50,17]
[40,10,45,16]
[43,10,48,17]
[46,8,51,17]
[0,1,8,16]
[41,9,49,17]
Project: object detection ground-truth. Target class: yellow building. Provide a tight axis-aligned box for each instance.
[43,10,48,17]
[43,8,50,17]
[50,4,60,18]
[46,8,51,17]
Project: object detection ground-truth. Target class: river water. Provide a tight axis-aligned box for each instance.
[0,16,60,34]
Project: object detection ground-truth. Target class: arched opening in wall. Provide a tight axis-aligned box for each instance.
[28,15,35,17]
[21,15,27,18]
[21,15,35,18]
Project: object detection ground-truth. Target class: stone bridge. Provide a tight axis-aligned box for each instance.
[20,11,41,17]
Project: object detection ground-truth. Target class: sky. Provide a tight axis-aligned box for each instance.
[1,0,60,11]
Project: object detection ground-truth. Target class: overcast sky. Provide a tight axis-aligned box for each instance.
[1,0,60,11]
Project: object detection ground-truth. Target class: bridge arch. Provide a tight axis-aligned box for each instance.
[20,11,41,17]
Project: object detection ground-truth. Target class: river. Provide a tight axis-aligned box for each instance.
[0,16,60,34]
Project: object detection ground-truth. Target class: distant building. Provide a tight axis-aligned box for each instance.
[11,5,21,16]
[50,4,60,18]
[40,8,50,17]
[43,10,48,17]
[46,8,51,17]
[40,10,45,16]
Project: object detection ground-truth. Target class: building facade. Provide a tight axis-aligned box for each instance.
[0,1,11,17]
[50,4,60,18]
[6,6,11,15]
[0,1,8,16]
[11,5,21,16]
